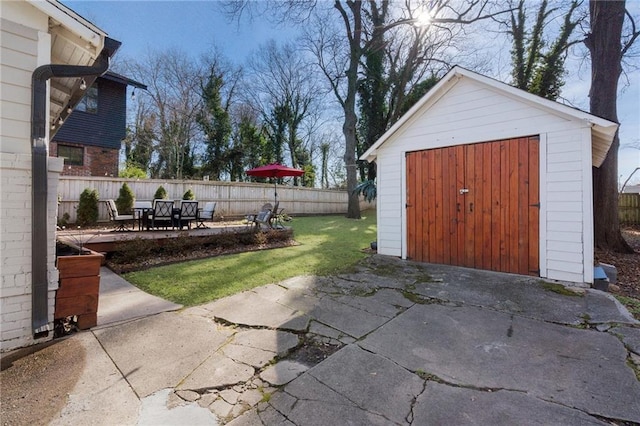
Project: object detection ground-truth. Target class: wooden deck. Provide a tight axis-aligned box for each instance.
[57,222,252,253]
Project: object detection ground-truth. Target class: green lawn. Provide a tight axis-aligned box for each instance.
[123,211,377,306]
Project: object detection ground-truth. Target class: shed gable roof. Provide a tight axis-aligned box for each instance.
[361,66,618,167]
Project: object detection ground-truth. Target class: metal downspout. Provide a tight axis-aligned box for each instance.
[31,51,110,335]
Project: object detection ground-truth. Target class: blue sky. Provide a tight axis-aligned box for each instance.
[63,1,639,184]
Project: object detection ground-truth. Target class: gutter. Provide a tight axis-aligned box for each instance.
[30,46,116,335]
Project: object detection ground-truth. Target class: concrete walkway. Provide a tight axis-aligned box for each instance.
[32,257,640,424]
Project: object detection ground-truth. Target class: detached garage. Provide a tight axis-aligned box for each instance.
[361,66,618,284]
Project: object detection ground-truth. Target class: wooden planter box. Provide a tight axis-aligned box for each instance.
[55,248,103,329]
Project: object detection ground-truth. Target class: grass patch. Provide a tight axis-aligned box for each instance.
[541,282,582,297]
[123,212,377,306]
[615,295,640,319]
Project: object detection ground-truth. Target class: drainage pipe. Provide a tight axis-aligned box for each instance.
[31,49,112,335]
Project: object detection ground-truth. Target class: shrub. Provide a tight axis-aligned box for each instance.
[183,189,195,200]
[116,183,135,214]
[154,185,168,200]
[76,188,99,226]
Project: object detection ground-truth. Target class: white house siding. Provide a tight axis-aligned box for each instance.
[374,76,595,283]
[0,6,62,351]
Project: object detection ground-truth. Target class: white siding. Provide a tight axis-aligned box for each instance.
[0,9,59,351]
[375,76,595,284]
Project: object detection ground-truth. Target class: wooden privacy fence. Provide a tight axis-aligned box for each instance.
[620,193,640,225]
[57,177,374,223]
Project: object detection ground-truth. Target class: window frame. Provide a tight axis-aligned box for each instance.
[76,84,98,114]
[57,144,84,166]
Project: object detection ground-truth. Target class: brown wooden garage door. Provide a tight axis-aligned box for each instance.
[406,136,539,275]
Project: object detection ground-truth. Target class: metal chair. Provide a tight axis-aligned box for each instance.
[149,199,174,230]
[196,202,216,228]
[174,200,198,229]
[106,199,134,231]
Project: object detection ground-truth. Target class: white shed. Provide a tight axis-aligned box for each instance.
[361,66,618,284]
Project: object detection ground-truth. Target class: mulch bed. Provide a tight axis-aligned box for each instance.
[595,226,640,300]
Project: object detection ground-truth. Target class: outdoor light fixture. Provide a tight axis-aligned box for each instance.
[66,106,73,114]
[79,78,87,90]
[58,117,64,125]
[51,123,56,130]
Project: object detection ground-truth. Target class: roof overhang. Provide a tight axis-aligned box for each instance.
[361,66,618,168]
[26,0,119,133]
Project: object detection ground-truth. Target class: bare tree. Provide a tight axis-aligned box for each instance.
[585,0,639,252]
[121,49,203,179]
[223,0,513,217]
[245,40,322,185]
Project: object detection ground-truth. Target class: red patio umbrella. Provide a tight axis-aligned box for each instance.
[246,163,304,203]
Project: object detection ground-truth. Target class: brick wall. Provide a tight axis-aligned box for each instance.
[0,154,62,352]
[51,142,119,177]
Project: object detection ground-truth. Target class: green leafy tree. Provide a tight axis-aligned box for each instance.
[197,69,232,180]
[76,188,99,226]
[119,162,147,179]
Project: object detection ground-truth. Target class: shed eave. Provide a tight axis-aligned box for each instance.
[359,66,619,167]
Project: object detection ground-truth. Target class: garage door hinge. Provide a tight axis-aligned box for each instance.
[530,202,540,208]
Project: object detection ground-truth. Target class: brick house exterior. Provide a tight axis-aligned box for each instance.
[51,72,146,176]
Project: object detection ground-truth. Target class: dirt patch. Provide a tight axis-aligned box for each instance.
[595,227,640,299]
[286,336,343,367]
[1,338,85,425]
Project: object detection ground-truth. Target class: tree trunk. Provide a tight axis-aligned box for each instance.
[338,0,362,219]
[585,0,633,253]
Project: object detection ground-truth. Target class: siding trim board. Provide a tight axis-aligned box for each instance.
[362,67,617,285]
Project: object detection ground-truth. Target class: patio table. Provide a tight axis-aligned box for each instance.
[133,207,152,231]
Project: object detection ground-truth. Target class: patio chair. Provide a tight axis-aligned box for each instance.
[196,202,216,228]
[173,200,199,229]
[148,199,174,230]
[246,203,273,230]
[106,199,134,232]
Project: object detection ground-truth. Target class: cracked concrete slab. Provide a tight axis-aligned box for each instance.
[273,374,391,426]
[93,311,231,398]
[304,345,424,424]
[334,288,412,318]
[305,296,391,338]
[610,325,640,355]
[413,382,607,425]
[177,353,255,391]
[49,332,140,426]
[360,304,640,423]
[201,290,310,331]
[232,329,299,356]
[260,360,309,386]
[406,263,636,325]
[222,344,277,369]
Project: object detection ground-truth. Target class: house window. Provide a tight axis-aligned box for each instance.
[58,145,84,166]
[76,85,98,113]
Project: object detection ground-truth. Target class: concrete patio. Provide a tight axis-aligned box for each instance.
[5,255,640,425]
